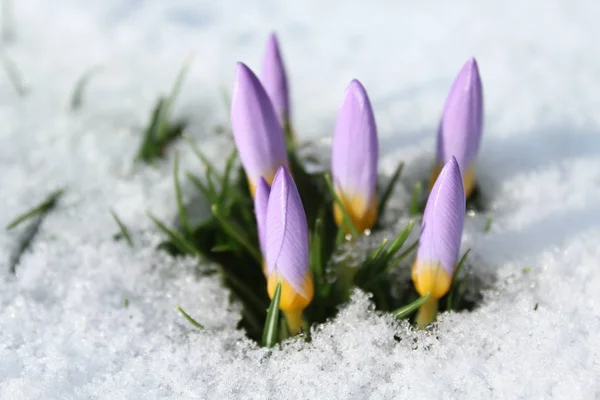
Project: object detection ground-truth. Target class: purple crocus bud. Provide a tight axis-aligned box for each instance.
[331,79,379,233]
[413,156,465,300]
[265,166,313,334]
[260,33,290,127]
[254,176,270,259]
[431,57,483,198]
[231,62,289,197]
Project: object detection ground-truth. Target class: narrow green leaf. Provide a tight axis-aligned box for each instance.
[368,238,389,261]
[183,134,224,182]
[147,212,199,256]
[484,216,493,233]
[110,209,133,247]
[173,152,191,235]
[186,171,214,201]
[324,174,359,238]
[211,204,262,264]
[0,51,27,96]
[220,85,231,117]
[377,161,404,218]
[262,283,282,347]
[391,239,419,264]
[136,98,165,161]
[211,244,234,252]
[219,147,238,203]
[447,249,471,310]
[177,306,205,329]
[386,220,414,255]
[392,292,431,319]
[69,66,102,111]
[310,218,324,283]
[157,55,194,141]
[6,189,64,230]
[409,182,422,216]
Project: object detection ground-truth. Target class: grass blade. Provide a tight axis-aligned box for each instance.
[157,55,194,141]
[177,306,205,329]
[447,249,471,310]
[391,239,419,265]
[262,282,282,347]
[211,204,262,264]
[147,212,199,256]
[173,152,191,235]
[6,189,64,230]
[69,66,102,111]
[110,209,133,247]
[484,216,493,233]
[183,134,224,182]
[392,292,430,319]
[1,51,27,96]
[409,182,422,216]
[377,161,404,218]
[324,174,358,238]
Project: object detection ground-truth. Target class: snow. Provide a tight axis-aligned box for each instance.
[2,0,600,398]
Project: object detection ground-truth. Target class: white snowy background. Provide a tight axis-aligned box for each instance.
[1,0,600,398]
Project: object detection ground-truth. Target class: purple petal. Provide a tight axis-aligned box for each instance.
[254,177,270,256]
[331,79,378,207]
[436,58,483,174]
[231,62,288,185]
[265,166,310,295]
[417,156,466,276]
[260,33,290,126]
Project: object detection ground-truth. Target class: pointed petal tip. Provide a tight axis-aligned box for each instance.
[234,62,256,84]
[437,156,464,193]
[266,32,280,47]
[346,79,368,99]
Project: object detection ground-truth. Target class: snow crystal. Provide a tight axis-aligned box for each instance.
[1,0,600,398]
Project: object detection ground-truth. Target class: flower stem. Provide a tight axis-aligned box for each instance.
[415,296,438,328]
[284,310,304,335]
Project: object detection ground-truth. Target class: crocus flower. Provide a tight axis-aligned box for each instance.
[261,33,290,128]
[231,62,289,196]
[254,177,270,274]
[413,156,465,327]
[331,79,379,233]
[430,58,483,198]
[265,166,313,334]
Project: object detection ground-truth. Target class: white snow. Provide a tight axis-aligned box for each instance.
[2,0,600,398]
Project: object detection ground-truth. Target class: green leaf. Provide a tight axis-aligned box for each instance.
[211,204,262,264]
[110,209,133,247]
[157,55,194,141]
[6,188,64,230]
[183,134,224,182]
[392,292,430,319]
[386,220,414,256]
[409,182,422,216]
[310,218,324,283]
[219,85,231,117]
[147,212,199,256]
[70,66,102,111]
[324,174,359,238]
[447,249,471,310]
[211,244,234,252]
[484,215,493,233]
[262,282,282,347]
[391,238,419,265]
[377,161,404,218]
[0,51,27,96]
[186,171,217,203]
[173,152,191,235]
[177,306,205,329]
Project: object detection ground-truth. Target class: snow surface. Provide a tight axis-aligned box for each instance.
[2,0,600,398]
